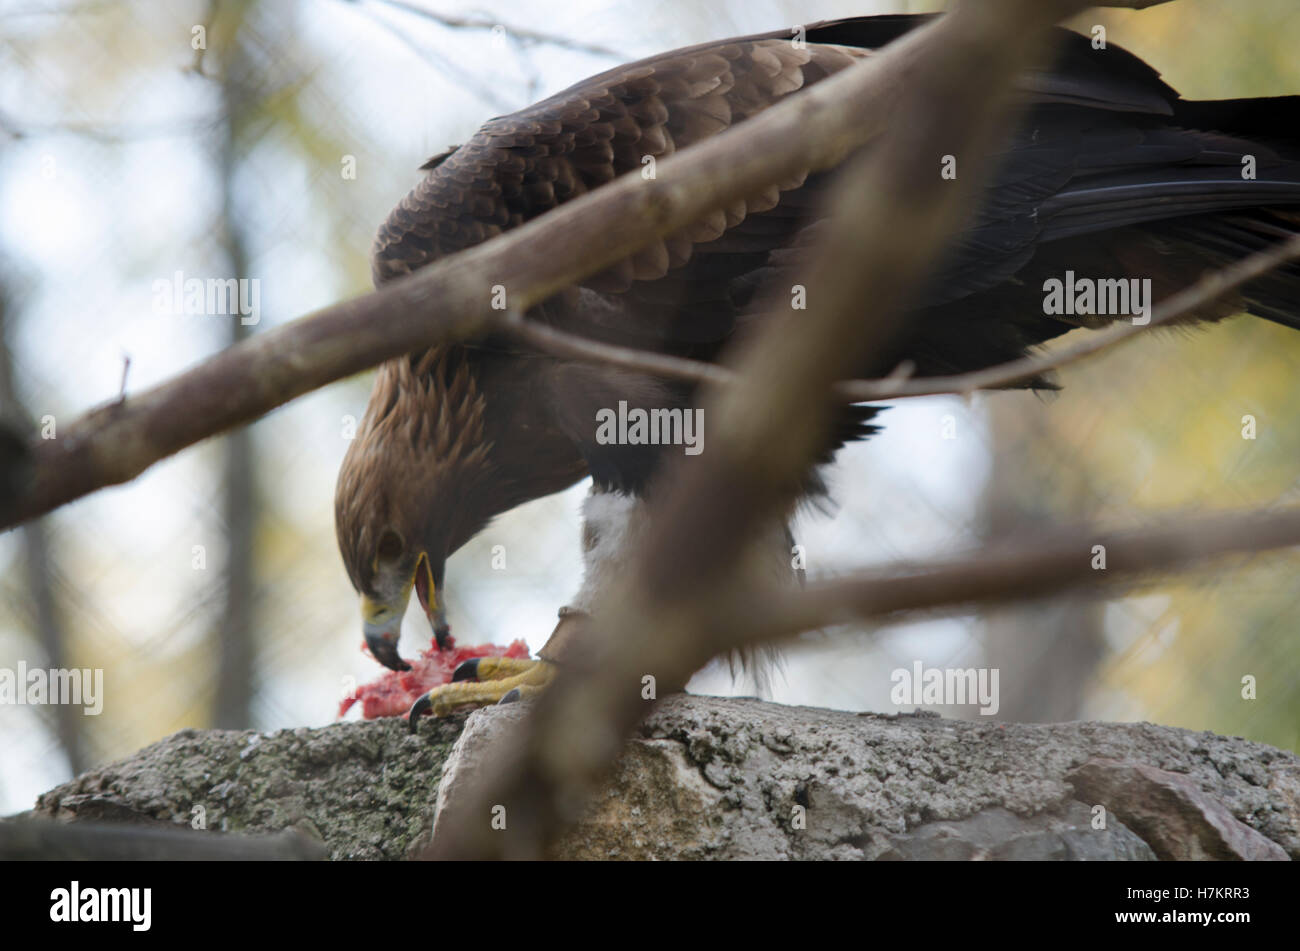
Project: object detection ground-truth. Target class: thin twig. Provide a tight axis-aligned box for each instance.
[362,5,520,114]
[506,234,1300,402]
[366,0,626,59]
[503,311,735,388]
[840,232,1300,401]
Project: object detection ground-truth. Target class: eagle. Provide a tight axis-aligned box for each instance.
[334,14,1300,717]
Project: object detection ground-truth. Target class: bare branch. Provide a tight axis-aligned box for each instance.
[363,0,626,59]
[726,505,1300,654]
[2,0,1043,529]
[502,310,735,389]
[424,0,1118,861]
[841,232,1300,401]
[361,5,521,114]
[0,108,230,144]
[506,232,1300,402]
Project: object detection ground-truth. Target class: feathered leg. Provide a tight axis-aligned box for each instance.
[409,485,797,726]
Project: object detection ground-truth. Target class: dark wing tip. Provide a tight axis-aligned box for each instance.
[419,146,460,171]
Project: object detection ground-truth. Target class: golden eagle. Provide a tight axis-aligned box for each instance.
[334,15,1300,716]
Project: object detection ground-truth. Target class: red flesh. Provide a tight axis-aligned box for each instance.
[339,635,532,720]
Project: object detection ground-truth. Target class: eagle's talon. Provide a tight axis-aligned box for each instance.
[408,693,433,732]
[403,660,556,720]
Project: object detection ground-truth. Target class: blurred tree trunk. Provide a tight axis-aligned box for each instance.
[0,282,87,772]
[977,395,1105,722]
[211,0,260,729]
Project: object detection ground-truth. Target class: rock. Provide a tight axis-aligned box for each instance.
[876,803,1156,860]
[1067,758,1290,860]
[22,717,465,860]
[15,695,1299,860]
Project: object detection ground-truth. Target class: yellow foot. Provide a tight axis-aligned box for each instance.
[408,657,554,729]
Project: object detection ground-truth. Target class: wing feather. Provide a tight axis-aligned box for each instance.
[372,14,1300,369]
[370,33,867,288]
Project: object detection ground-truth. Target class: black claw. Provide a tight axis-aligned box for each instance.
[498,687,522,705]
[408,694,432,733]
[434,625,452,651]
[451,658,480,682]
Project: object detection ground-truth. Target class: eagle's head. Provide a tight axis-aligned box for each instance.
[334,347,494,670]
[335,344,590,670]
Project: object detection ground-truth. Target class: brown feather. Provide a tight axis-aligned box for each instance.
[340,15,1300,607]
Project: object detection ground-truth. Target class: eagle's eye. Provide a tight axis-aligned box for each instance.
[376,529,404,563]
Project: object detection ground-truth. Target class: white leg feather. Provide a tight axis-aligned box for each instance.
[566,484,797,697]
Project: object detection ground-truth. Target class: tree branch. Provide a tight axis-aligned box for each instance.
[502,310,735,389]
[364,0,626,59]
[505,233,1300,401]
[424,0,1134,861]
[724,505,1300,654]
[0,0,1182,531]
[839,232,1300,401]
[0,3,1029,530]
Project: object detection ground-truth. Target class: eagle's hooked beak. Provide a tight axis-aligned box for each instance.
[362,595,409,672]
[361,553,449,672]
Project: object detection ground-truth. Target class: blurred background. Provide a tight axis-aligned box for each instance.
[1,0,1298,817]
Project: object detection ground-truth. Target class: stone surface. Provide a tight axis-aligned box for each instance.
[17,695,1300,860]
[24,715,465,860]
[1068,758,1290,860]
